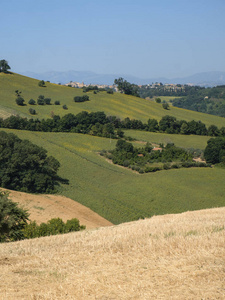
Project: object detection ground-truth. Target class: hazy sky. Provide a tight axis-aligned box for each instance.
[1,0,225,78]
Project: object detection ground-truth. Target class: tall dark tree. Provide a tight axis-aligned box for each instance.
[204,137,225,164]
[0,59,11,73]
[114,78,140,97]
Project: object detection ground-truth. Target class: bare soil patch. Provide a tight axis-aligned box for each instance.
[2,188,113,229]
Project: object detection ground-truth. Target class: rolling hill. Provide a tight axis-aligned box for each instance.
[0,72,225,224]
[1,72,225,127]
[0,207,224,299]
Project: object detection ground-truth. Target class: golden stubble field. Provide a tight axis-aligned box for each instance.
[0,207,224,299]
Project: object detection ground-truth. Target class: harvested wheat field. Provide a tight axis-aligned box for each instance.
[0,207,225,300]
[2,188,113,229]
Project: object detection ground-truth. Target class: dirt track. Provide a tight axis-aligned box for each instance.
[2,188,113,229]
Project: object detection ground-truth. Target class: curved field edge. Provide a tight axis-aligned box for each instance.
[0,207,224,299]
[0,73,225,128]
[2,128,225,224]
[1,188,113,229]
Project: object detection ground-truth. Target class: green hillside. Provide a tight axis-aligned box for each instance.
[1,72,225,128]
[0,73,225,224]
[1,128,225,224]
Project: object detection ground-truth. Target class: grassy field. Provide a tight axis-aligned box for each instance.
[0,207,224,299]
[1,72,225,127]
[125,130,210,149]
[0,73,225,224]
[2,128,225,224]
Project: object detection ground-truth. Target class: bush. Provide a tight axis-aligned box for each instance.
[74,95,90,102]
[29,108,36,115]
[23,217,85,239]
[38,80,45,87]
[44,98,51,105]
[37,99,45,105]
[55,100,60,105]
[63,105,68,110]
[28,99,36,105]
[16,96,25,106]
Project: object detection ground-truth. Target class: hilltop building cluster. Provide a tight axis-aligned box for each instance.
[65,81,117,90]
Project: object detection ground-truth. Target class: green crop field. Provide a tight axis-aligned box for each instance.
[0,73,225,224]
[2,128,225,224]
[125,130,210,150]
[1,72,225,128]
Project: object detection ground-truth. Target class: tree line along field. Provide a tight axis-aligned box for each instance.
[2,128,225,224]
[1,72,225,128]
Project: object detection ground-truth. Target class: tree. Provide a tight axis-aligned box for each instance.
[114,78,139,97]
[37,95,45,105]
[38,80,45,87]
[162,103,169,110]
[204,137,225,164]
[0,60,11,73]
[0,131,61,193]
[16,96,25,106]
[155,97,161,103]
[0,191,29,242]
[28,99,36,105]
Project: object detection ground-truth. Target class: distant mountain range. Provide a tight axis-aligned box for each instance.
[20,70,225,87]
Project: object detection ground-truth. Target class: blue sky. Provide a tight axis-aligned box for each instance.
[1,0,225,78]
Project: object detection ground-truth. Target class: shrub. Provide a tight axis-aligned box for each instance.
[28,99,36,105]
[63,105,68,110]
[44,98,51,105]
[29,108,36,115]
[74,95,90,102]
[23,217,85,239]
[37,99,44,105]
[38,80,45,87]
[55,100,60,105]
[16,96,25,106]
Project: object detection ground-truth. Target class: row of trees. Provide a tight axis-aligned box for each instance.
[16,93,61,106]
[0,112,124,138]
[0,112,224,138]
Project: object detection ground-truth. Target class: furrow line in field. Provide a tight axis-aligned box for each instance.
[32,132,125,174]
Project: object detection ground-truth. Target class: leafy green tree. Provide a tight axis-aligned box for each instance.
[155,97,161,103]
[44,98,51,105]
[0,191,29,242]
[114,78,139,97]
[0,131,61,193]
[28,99,36,105]
[0,60,11,73]
[147,118,159,132]
[38,80,45,87]
[15,96,25,106]
[162,103,169,110]
[204,137,225,164]
[29,108,36,115]
[208,125,220,136]
[37,95,45,105]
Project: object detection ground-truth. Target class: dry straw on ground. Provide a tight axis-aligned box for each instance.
[0,207,224,299]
